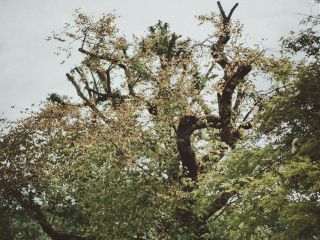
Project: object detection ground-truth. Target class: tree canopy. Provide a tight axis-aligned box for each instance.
[0,1,319,240]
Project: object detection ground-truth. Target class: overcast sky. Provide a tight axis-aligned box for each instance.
[0,0,314,119]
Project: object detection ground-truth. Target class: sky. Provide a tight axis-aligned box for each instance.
[0,0,315,120]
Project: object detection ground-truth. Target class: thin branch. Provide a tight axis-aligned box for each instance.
[210,195,238,222]
[89,68,99,98]
[81,30,89,49]
[78,48,127,70]
[242,99,260,123]
[85,87,128,101]
[205,63,215,79]
[201,191,235,223]
[217,1,227,20]
[258,84,292,96]
[66,73,109,123]
[227,3,239,20]
[75,67,92,98]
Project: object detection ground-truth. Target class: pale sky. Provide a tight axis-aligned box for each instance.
[0,0,314,119]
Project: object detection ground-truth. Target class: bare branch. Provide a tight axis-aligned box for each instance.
[227,3,239,20]
[217,2,239,22]
[217,1,227,20]
[66,73,109,123]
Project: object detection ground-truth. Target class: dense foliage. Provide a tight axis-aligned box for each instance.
[0,2,319,239]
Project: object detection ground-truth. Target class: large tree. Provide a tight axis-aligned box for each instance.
[204,3,320,239]
[1,1,318,240]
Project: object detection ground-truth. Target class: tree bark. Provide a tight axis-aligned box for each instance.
[176,115,220,180]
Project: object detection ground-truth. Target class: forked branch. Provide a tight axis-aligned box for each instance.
[217,1,239,23]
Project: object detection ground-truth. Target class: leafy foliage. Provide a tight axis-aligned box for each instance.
[1,2,319,240]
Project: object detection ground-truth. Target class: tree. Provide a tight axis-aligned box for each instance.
[202,3,320,239]
[1,1,318,240]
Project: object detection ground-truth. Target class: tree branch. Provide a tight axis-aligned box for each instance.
[12,190,95,240]
[218,64,252,146]
[217,1,239,22]
[66,73,109,123]
[85,87,128,102]
[78,48,127,70]
[217,1,227,20]
[227,3,239,20]
[201,191,235,223]
[96,67,111,94]
[75,67,92,98]
[211,2,239,68]
[176,115,221,180]
[233,88,245,113]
